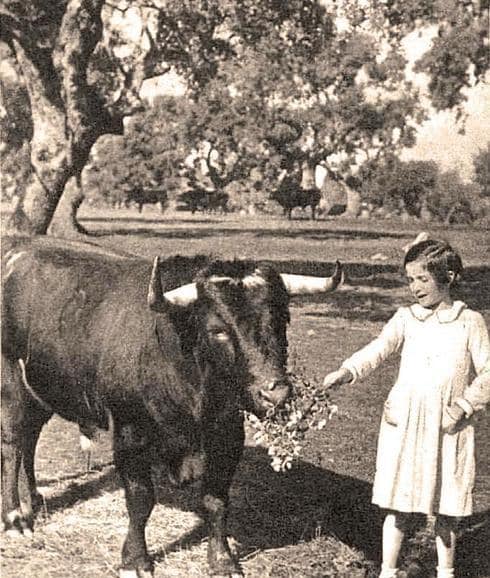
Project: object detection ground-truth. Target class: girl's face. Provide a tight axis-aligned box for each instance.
[405,259,452,309]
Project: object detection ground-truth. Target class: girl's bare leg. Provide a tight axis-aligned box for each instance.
[435,515,457,577]
[380,511,411,577]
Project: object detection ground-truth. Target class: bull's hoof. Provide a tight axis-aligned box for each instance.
[209,561,243,577]
[2,509,34,538]
[119,569,153,578]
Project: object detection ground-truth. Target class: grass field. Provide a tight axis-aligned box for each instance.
[1,208,489,577]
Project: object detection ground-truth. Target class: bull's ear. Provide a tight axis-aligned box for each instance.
[147,256,167,312]
[280,261,343,295]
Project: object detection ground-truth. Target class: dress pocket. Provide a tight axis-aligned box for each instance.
[383,389,405,426]
[383,400,399,426]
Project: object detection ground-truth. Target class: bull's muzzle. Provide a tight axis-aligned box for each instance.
[258,378,290,410]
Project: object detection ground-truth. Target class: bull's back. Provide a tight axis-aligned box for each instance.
[2,239,209,414]
[2,238,146,380]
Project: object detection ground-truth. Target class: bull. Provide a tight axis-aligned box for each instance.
[178,188,229,214]
[1,237,342,577]
[270,178,321,220]
[125,187,168,213]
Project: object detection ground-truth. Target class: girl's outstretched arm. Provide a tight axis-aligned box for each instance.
[340,308,405,383]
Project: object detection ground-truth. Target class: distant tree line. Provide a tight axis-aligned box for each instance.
[83,100,490,224]
[1,1,488,233]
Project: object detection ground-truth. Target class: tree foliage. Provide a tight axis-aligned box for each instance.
[1,0,488,233]
[85,95,189,205]
[362,159,438,216]
[473,141,490,198]
[425,169,482,223]
[0,50,33,200]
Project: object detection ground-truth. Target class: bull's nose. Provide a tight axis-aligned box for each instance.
[266,377,290,391]
[259,388,275,405]
[259,379,290,406]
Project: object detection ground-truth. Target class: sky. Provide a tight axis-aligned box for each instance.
[402,81,489,179]
[136,24,489,182]
[400,27,490,180]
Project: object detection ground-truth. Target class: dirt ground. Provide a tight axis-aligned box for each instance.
[1,210,489,577]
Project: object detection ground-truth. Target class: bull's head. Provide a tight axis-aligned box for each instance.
[147,257,342,416]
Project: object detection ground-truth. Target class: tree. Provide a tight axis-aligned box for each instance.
[473,142,490,198]
[425,169,481,223]
[364,159,439,217]
[0,47,33,201]
[1,2,115,234]
[413,0,489,115]
[84,95,189,206]
[2,0,488,234]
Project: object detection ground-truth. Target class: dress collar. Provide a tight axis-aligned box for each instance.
[409,300,466,323]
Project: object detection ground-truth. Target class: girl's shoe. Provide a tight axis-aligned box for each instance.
[436,568,455,578]
[379,567,398,578]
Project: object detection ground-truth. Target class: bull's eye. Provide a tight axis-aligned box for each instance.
[210,330,229,342]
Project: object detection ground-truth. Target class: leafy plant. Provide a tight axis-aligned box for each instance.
[246,371,338,472]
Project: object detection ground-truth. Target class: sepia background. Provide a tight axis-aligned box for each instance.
[1,1,489,576]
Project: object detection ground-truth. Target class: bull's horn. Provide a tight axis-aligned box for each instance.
[148,256,166,311]
[163,282,198,306]
[280,261,343,295]
[148,256,198,310]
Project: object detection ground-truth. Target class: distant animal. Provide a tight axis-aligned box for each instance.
[125,187,168,213]
[1,236,342,578]
[177,188,229,214]
[326,203,347,217]
[270,178,321,220]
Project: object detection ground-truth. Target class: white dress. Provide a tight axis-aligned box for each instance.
[342,301,490,516]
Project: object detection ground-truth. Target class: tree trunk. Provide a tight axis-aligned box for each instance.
[444,205,457,225]
[300,161,316,189]
[6,0,122,236]
[48,176,89,238]
[344,184,362,217]
[6,40,72,235]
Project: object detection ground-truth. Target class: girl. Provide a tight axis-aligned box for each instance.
[323,238,490,578]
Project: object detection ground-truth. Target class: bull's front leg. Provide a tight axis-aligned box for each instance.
[202,414,244,578]
[113,421,155,578]
[1,358,33,537]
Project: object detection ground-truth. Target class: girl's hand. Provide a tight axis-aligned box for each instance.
[323,368,353,391]
[442,404,466,434]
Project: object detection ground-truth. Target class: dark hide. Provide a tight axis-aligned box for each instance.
[270,179,321,220]
[125,187,168,212]
[1,237,291,577]
[177,188,229,214]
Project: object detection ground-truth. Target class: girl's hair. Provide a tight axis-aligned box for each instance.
[403,239,463,286]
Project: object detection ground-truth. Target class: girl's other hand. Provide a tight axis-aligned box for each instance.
[323,368,353,391]
[442,403,466,434]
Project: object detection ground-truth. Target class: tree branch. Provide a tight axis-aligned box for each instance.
[53,0,122,166]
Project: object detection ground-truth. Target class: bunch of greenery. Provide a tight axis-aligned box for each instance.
[246,371,338,473]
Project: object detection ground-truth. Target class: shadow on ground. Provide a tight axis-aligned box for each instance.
[39,445,487,577]
[39,465,118,516]
[154,447,490,577]
[83,221,409,242]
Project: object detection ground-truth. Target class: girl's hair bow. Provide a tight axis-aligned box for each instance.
[402,231,430,254]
